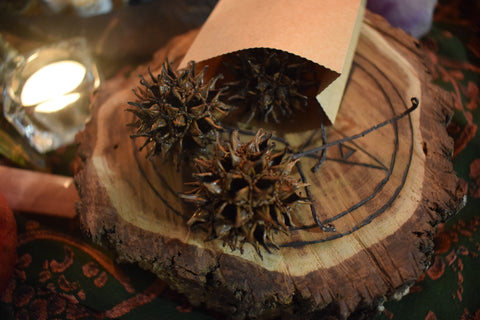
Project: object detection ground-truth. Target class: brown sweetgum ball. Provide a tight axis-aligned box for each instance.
[0,192,17,294]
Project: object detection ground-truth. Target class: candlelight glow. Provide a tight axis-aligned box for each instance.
[2,36,101,153]
[21,60,86,107]
[34,93,81,113]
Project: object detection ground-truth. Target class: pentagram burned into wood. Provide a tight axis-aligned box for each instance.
[75,12,465,320]
[128,71,419,252]
[124,50,420,255]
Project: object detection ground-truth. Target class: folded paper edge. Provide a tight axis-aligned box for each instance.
[180,46,340,94]
[317,0,366,124]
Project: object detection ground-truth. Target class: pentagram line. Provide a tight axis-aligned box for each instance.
[303,142,389,171]
[311,123,328,172]
[330,127,389,170]
[133,153,185,220]
[130,133,185,219]
[339,143,355,159]
[292,100,418,160]
[299,128,319,151]
[324,157,387,170]
[295,160,336,232]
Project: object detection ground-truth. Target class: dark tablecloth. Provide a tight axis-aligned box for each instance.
[1,0,479,319]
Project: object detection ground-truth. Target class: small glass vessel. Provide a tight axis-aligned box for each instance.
[2,37,101,153]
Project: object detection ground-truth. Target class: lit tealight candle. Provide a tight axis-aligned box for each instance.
[2,37,101,153]
[21,60,86,112]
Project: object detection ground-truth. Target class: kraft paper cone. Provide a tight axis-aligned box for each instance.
[179,0,365,125]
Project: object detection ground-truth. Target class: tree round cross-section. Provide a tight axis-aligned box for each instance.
[75,12,464,320]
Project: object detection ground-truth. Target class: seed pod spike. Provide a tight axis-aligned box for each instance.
[187,208,209,226]
[147,66,156,84]
[283,159,299,175]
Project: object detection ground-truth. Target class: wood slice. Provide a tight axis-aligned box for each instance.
[75,12,465,319]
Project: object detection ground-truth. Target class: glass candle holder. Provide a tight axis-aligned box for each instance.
[2,37,101,153]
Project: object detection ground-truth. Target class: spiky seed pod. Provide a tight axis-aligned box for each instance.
[226,48,316,124]
[127,60,231,164]
[181,129,309,257]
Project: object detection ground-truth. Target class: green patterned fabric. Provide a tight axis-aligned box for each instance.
[1,0,479,319]
[377,0,480,319]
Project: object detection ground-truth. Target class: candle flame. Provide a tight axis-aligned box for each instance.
[21,60,86,108]
[34,93,81,113]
